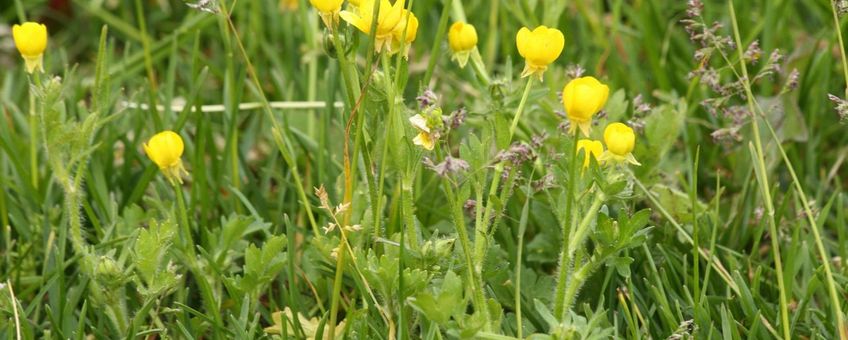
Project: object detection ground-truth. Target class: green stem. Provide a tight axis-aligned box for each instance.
[553,132,579,319]
[830,0,848,98]
[728,3,790,338]
[509,77,534,139]
[565,191,604,257]
[400,175,419,249]
[218,4,319,235]
[173,182,193,251]
[691,147,701,307]
[469,48,491,86]
[515,177,534,339]
[423,0,453,87]
[29,72,43,192]
[328,234,347,340]
[474,74,535,281]
[443,181,490,329]
[560,255,604,313]
[172,181,222,332]
[374,52,396,245]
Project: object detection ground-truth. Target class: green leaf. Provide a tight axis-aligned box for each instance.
[611,257,634,278]
[239,235,288,295]
[494,110,511,150]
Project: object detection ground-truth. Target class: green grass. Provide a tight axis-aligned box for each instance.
[2,0,848,339]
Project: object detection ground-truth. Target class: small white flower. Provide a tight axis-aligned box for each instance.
[409,114,430,132]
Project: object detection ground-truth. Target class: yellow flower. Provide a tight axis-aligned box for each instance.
[143,130,188,183]
[576,139,603,169]
[516,25,564,79]
[310,0,345,29]
[340,0,405,53]
[448,22,478,68]
[600,123,640,166]
[12,22,48,74]
[409,114,436,150]
[562,76,609,137]
[413,132,435,150]
[391,9,418,58]
[348,0,361,6]
[280,0,299,11]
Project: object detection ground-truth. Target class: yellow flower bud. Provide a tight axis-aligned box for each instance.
[562,76,610,137]
[448,22,478,68]
[310,0,345,28]
[340,0,405,53]
[143,130,188,183]
[516,25,564,80]
[600,123,640,166]
[12,22,48,74]
[349,0,362,6]
[576,139,603,169]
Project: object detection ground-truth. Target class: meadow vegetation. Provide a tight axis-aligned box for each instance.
[2,0,848,339]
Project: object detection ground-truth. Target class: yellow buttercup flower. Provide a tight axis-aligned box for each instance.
[340,0,405,53]
[310,0,345,29]
[516,25,564,79]
[600,123,640,166]
[576,139,603,169]
[448,22,478,68]
[391,9,418,58]
[562,76,610,137]
[144,130,188,184]
[12,22,48,74]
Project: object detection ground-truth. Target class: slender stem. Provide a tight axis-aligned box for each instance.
[423,0,453,87]
[475,162,502,270]
[28,81,38,191]
[560,254,603,313]
[443,181,490,329]
[509,77,534,139]
[565,191,604,257]
[728,3,790,338]
[830,0,848,98]
[553,132,579,319]
[173,182,193,251]
[474,75,535,277]
[172,181,223,332]
[374,52,396,237]
[219,4,319,234]
[400,175,419,249]
[469,48,491,86]
[327,231,347,340]
[691,147,701,307]
[515,176,534,339]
